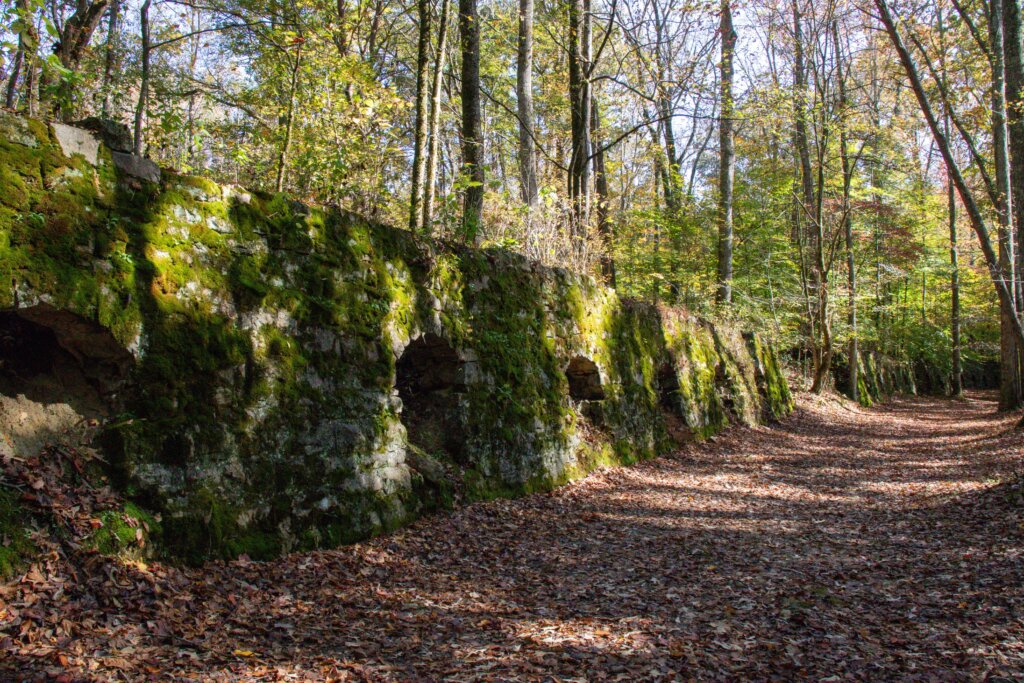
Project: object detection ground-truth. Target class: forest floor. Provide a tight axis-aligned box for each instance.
[3,391,1024,681]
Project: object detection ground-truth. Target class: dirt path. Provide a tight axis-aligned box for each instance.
[4,393,1024,681]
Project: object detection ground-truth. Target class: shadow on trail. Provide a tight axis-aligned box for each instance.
[8,391,1024,681]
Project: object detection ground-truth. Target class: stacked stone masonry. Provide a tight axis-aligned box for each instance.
[0,113,793,563]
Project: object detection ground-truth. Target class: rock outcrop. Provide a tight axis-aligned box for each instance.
[0,113,793,563]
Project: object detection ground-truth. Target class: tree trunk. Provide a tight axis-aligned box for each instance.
[334,0,350,57]
[275,48,302,193]
[950,167,963,396]
[3,50,22,110]
[367,0,385,59]
[808,13,840,394]
[5,49,23,110]
[792,0,819,388]
[101,0,121,117]
[133,0,152,156]
[653,120,675,210]
[716,0,736,304]
[459,0,485,243]
[55,0,110,116]
[792,0,814,224]
[652,1,681,213]
[516,0,539,207]
[568,0,592,244]
[409,0,433,231]
[938,3,962,397]
[55,0,110,72]
[658,95,681,213]
[592,99,615,284]
[422,0,451,232]
[843,197,858,402]
[6,0,38,113]
[836,20,858,403]
[185,9,201,170]
[809,224,833,393]
[1003,0,1024,400]
[991,0,1023,409]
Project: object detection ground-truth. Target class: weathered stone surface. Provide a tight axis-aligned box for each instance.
[74,117,133,152]
[111,151,161,182]
[0,111,38,147]
[51,123,101,166]
[0,113,794,564]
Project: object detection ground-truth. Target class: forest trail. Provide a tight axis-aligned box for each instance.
[4,393,1024,681]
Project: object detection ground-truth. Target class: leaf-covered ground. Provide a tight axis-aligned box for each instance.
[3,392,1024,681]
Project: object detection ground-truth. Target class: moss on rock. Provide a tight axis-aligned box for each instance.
[0,487,34,580]
[88,501,162,558]
[834,350,917,406]
[1,115,794,564]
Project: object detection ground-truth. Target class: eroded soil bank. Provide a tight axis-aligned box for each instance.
[2,392,1023,680]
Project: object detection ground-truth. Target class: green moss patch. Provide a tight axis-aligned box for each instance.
[0,487,35,580]
[1,114,794,564]
[88,502,162,558]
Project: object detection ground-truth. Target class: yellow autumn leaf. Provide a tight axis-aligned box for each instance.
[233,649,256,657]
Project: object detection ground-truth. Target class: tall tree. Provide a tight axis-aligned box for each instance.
[835,18,858,402]
[990,0,1022,409]
[716,0,736,304]
[652,0,682,214]
[409,0,433,230]
[422,0,452,232]
[275,44,302,193]
[949,159,963,395]
[133,0,152,156]
[792,0,814,227]
[568,0,592,241]
[459,0,484,242]
[100,0,121,117]
[516,0,539,208]
[4,0,36,112]
[592,98,615,283]
[791,0,827,391]
[1002,0,1024,398]
[938,0,962,396]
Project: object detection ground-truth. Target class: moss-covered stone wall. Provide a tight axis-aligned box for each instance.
[0,114,793,563]
[833,350,917,407]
